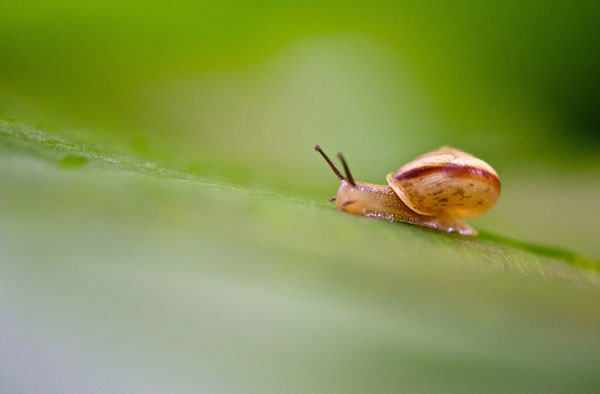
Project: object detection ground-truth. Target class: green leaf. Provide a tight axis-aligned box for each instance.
[2,119,600,394]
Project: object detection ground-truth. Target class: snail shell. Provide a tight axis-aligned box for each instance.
[386,147,500,219]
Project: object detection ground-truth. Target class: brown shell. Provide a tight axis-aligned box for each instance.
[386,146,500,219]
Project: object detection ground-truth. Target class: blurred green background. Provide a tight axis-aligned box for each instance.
[1,1,600,393]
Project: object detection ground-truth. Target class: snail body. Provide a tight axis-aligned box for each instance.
[315,145,500,235]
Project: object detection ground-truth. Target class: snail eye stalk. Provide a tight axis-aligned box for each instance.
[337,153,356,187]
[314,145,344,181]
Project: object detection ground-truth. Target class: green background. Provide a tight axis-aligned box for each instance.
[1,1,600,393]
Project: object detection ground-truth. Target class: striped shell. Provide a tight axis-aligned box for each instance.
[386,147,500,219]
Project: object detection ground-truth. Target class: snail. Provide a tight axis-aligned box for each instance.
[314,145,500,235]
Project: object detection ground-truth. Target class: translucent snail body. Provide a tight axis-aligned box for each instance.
[315,145,500,236]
